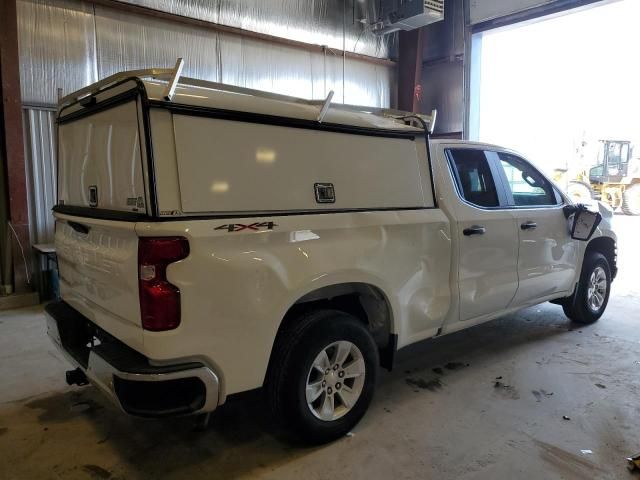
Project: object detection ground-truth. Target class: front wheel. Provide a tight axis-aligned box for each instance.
[563,252,611,324]
[265,309,379,444]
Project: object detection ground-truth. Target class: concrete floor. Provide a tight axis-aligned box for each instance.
[1,215,638,480]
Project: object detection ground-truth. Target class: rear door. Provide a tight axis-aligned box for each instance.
[446,148,519,322]
[55,84,149,348]
[491,151,578,305]
[57,97,147,214]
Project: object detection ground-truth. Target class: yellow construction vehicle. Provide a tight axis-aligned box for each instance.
[556,139,640,215]
[589,140,640,215]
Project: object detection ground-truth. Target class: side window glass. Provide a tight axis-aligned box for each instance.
[448,149,499,208]
[621,143,629,165]
[497,153,558,207]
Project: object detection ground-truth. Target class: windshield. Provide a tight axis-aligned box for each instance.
[598,141,629,167]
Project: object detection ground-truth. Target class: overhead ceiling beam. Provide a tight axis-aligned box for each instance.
[89,0,396,68]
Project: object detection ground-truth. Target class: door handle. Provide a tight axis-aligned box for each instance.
[67,221,90,235]
[520,221,537,231]
[463,225,486,236]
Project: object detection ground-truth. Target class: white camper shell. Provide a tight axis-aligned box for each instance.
[57,70,437,219]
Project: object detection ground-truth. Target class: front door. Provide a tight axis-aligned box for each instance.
[446,148,519,321]
[491,151,579,306]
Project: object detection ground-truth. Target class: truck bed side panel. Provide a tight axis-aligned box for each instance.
[136,209,451,395]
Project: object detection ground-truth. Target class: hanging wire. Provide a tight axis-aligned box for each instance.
[7,222,32,284]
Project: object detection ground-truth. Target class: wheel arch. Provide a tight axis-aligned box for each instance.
[586,236,617,280]
[268,282,397,376]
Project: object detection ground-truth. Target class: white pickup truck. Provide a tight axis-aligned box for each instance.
[46,67,617,444]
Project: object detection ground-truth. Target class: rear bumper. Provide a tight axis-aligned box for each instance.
[45,301,220,417]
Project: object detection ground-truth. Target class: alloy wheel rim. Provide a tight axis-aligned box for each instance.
[305,340,366,421]
[587,266,607,312]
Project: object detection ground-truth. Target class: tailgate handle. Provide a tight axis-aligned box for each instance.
[68,221,90,235]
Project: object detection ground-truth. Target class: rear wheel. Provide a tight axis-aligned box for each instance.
[567,181,593,204]
[266,309,379,444]
[562,252,611,324]
[621,184,640,215]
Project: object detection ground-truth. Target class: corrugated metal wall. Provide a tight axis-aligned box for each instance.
[17,0,395,242]
[22,108,57,244]
[18,0,393,106]
[116,0,389,59]
[17,0,98,108]
[90,5,392,106]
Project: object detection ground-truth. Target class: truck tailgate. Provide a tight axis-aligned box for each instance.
[55,214,143,350]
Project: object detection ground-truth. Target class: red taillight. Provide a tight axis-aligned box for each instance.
[138,237,189,331]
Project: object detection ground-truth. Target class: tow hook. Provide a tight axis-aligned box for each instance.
[66,368,89,386]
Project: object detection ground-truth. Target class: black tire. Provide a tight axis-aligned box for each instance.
[562,252,611,324]
[621,184,640,216]
[265,309,379,444]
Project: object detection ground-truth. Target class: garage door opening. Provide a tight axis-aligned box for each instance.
[468,0,640,205]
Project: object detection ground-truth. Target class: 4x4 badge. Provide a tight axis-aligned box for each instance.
[215,222,277,233]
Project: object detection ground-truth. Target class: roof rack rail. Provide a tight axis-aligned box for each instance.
[58,67,175,110]
[58,59,437,133]
[57,61,328,112]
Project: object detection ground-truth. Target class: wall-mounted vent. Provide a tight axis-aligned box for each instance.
[372,0,444,35]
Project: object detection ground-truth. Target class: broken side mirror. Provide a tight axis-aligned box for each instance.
[563,203,602,241]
